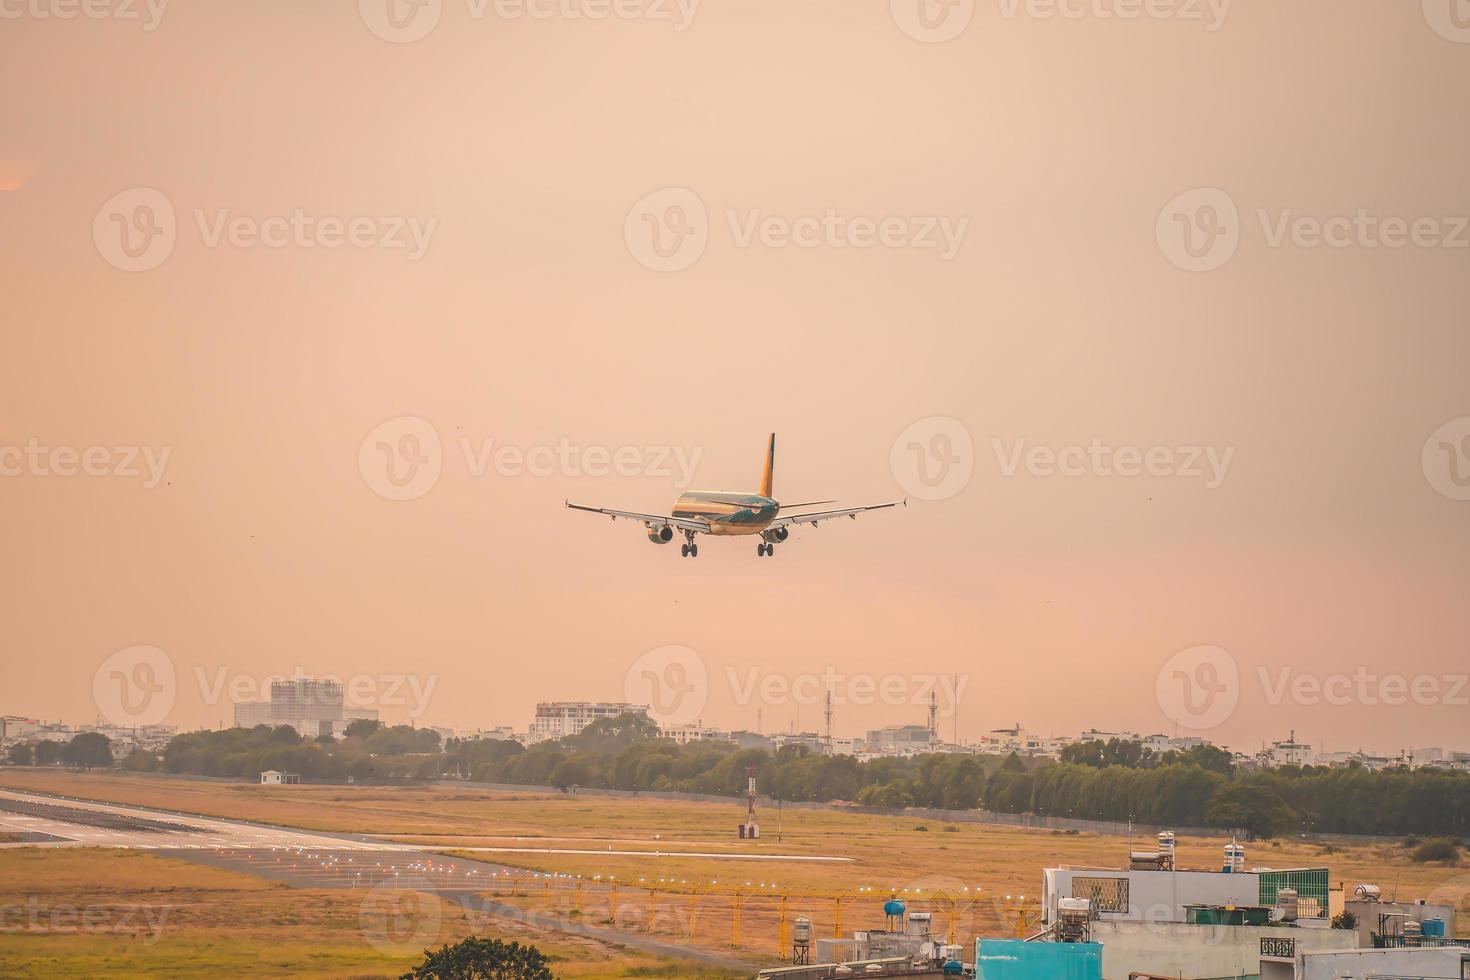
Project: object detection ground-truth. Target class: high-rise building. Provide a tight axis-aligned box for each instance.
[529,701,649,741]
[232,678,377,737]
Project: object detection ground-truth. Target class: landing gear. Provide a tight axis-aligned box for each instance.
[681,532,699,558]
[757,542,775,557]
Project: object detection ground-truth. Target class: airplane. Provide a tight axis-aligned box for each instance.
[566,434,903,558]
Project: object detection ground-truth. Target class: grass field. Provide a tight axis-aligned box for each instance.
[0,848,741,979]
[2,770,1468,972]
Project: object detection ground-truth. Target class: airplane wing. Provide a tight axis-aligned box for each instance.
[565,501,711,534]
[769,500,906,528]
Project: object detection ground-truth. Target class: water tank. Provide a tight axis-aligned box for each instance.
[793,917,811,942]
[883,899,906,919]
[942,960,963,975]
[1405,920,1423,938]
[1276,888,1299,923]
[1223,842,1246,873]
[1423,917,1446,938]
[1354,883,1382,902]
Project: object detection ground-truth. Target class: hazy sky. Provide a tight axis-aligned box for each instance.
[2,0,1467,755]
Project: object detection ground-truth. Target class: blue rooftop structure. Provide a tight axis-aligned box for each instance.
[974,939,1103,980]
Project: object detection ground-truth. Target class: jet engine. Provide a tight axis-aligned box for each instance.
[762,526,789,544]
[647,525,674,544]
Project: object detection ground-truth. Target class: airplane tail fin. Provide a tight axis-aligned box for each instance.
[759,433,775,498]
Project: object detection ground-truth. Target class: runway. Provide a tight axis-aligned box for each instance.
[0,788,419,851]
[0,787,849,861]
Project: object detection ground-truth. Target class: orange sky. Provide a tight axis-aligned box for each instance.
[2,0,1468,754]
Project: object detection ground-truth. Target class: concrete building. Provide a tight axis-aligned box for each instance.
[660,723,734,746]
[1091,921,1355,980]
[528,701,649,741]
[864,724,935,755]
[1265,732,1316,767]
[233,679,378,737]
[1285,945,1470,980]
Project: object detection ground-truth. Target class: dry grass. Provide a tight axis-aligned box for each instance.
[0,848,741,978]
[4,770,1469,962]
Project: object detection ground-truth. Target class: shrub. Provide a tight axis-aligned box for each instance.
[1411,838,1461,864]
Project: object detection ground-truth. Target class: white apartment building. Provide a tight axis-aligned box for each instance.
[529,701,649,741]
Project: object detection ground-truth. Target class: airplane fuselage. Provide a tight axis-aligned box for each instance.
[673,491,779,536]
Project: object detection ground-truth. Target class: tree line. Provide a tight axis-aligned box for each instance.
[8,723,1469,839]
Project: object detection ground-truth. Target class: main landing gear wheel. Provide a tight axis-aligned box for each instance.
[681,535,699,558]
[758,543,775,557]
[681,544,689,557]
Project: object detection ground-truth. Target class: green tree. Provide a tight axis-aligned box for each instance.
[62,732,113,770]
[7,743,33,766]
[1206,782,1294,837]
[344,718,381,739]
[122,748,160,772]
[33,740,62,765]
[400,937,552,979]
